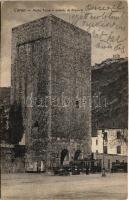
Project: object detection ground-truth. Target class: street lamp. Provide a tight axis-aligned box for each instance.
[102,129,106,177]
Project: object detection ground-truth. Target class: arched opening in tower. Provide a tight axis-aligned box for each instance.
[60,149,69,165]
[74,150,81,161]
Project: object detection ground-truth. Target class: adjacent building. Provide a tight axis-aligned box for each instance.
[92,129,127,156]
[92,129,128,170]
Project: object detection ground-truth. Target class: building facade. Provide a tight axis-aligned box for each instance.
[92,129,128,156]
[92,129,128,169]
[11,15,91,171]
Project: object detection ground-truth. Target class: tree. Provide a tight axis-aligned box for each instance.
[0,104,8,142]
[8,102,24,144]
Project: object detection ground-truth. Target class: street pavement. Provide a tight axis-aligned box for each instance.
[1,173,127,200]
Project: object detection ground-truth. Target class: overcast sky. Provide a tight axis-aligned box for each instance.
[1,0,128,86]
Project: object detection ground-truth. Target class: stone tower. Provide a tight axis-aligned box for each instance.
[11,15,91,171]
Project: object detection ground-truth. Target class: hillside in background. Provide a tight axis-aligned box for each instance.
[92,58,128,136]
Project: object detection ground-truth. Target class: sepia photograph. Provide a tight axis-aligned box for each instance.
[0,1,128,199]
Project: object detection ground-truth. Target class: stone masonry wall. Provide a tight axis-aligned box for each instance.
[11,15,91,170]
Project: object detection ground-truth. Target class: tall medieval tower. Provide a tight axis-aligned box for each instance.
[11,15,91,170]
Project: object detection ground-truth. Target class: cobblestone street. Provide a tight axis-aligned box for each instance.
[1,173,127,200]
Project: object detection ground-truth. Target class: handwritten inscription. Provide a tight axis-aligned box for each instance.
[69,2,127,55]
